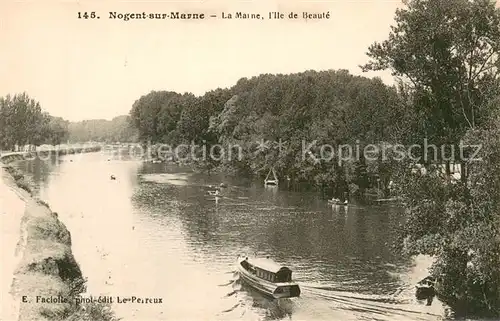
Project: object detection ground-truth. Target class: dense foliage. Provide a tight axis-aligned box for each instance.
[0,94,138,150]
[67,115,138,143]
[363,0,500,168]
[363,0,500,316]
[0,93,70,149]
[129,71,405,196]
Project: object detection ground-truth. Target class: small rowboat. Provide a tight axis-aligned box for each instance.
[237,256,300,299]
[328,198,348,205]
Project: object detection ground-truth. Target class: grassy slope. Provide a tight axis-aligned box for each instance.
[1,159,117,321]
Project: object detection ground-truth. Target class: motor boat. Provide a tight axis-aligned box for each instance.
[237,256,300,299]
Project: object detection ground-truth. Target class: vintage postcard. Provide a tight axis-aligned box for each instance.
[1,0,500,320]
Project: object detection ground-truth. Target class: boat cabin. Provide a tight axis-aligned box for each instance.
[240,257,293,283]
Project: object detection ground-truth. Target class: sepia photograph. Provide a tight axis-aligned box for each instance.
[1,0,500,320]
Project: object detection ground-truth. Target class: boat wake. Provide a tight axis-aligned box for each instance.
[224,290,238,297]
[140,173,191,186]
[219,302,241,314]
[298,283,444,320]
[215,272,297,320]
[218,280,235,287]
[216,271,444,321]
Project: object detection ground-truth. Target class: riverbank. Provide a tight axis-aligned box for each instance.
[0,162,117,321]
[0,164,25,320]
[0,145,102,164]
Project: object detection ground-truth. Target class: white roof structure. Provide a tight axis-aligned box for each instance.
[248,257,291,273]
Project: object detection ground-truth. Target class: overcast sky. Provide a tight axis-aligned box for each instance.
[1,0,410,121]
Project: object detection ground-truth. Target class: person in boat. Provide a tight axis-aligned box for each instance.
[241,257,256,274]
[343,192,349,203]
[241,257,249,269]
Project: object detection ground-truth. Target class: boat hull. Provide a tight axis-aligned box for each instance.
[328,200,347,205]
[237,259,300,299]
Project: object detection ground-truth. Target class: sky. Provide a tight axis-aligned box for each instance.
[2,0,413,121]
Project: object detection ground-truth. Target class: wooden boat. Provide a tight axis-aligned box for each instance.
[328,198,348,205]
[264,168,279,186]
[237,256,301,299]
[374,197,400,204]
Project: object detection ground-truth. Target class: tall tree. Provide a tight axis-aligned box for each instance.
[362,0,500,316]
[362,0,500,178]
[0,92,56,150]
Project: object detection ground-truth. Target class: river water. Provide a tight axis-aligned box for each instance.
[16,151,449,321]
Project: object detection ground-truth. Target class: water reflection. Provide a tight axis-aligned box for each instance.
[17,152,449,320]
[236,281,295,320]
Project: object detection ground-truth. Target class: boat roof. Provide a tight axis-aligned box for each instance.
[248,258,291,274]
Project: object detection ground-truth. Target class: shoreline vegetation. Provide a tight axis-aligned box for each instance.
[0,149,118,321]
[0,0,499,318]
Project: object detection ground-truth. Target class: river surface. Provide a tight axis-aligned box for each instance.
[16,151,449,321]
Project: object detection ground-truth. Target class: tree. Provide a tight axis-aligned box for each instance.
[362,0,500,179]
[394,110,500,316]
[362,0,500,316]
[128,69,405,194]
[45,115,69,145]
[67,116,137,143]
[0,92,57,150]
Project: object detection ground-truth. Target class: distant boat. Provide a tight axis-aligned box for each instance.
[328,198,348,205]
[264,168,279,186]
[207,191,222,202]
[207,190,221,196]
[237,256,300,299]
[374,197,400,203]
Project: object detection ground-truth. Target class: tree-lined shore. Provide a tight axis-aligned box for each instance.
[0,93,70,149]
[1,0,498,317]
[0,94,138,152]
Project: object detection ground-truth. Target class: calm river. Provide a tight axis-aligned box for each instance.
[16,151,448,321]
